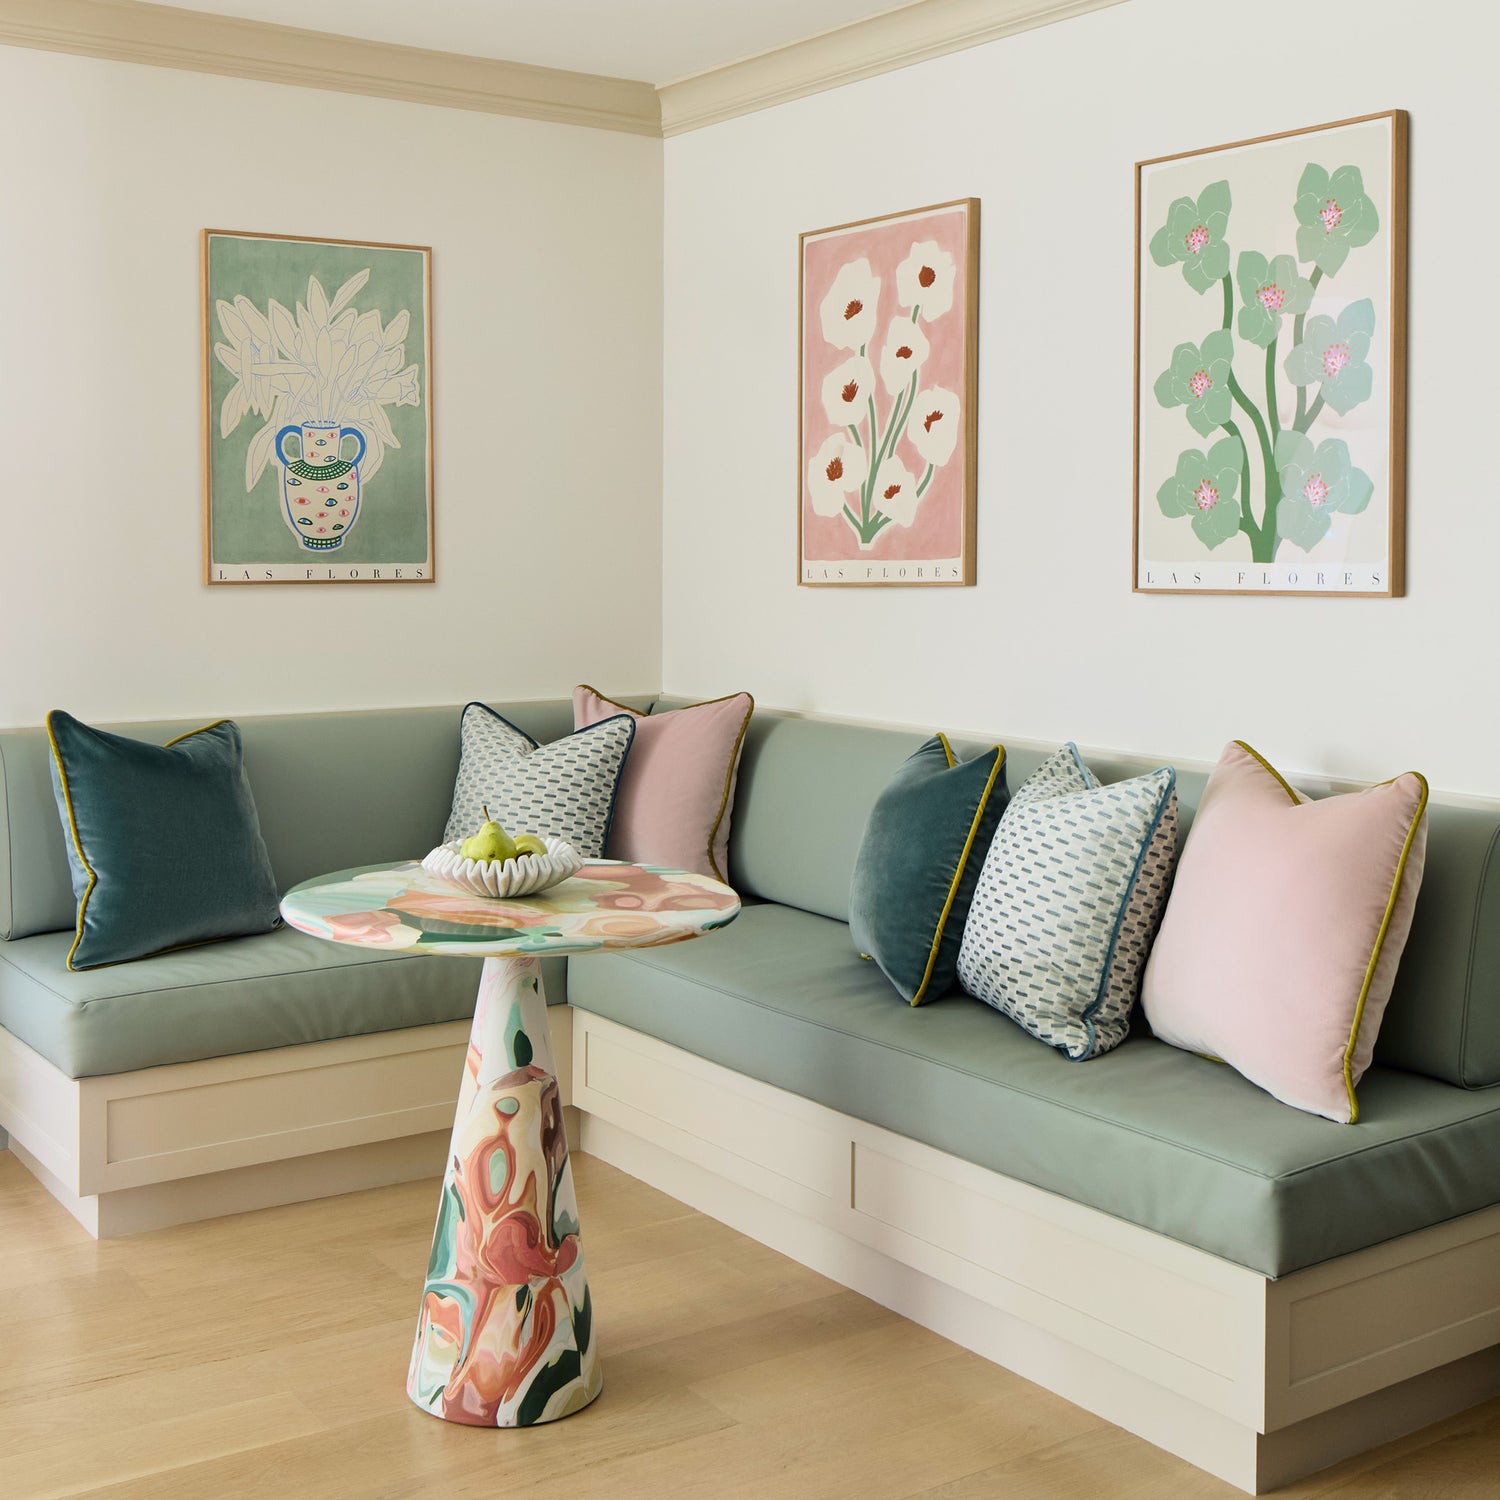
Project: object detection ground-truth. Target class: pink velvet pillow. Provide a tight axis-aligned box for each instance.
[573,687,753,882]
[1141,741,1429,1124]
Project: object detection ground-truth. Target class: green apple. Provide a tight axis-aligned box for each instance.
[460,805,518,864]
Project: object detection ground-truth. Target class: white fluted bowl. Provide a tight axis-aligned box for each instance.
[421,837,584,898]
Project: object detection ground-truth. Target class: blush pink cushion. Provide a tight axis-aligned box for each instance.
[1141,741,1429,1124]
[573,687,753,882]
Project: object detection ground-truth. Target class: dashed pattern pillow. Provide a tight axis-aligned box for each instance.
[443,704,635,857]
[957,745,1178,1060]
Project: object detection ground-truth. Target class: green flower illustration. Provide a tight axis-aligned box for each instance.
[1283,298,1376,415]
[1235,252,1315,347]
[1153,330,1234,435]
[1273,431,1373,551]
[1294,163,1379,275]
[1148,180,1232,295]
[1157,438,1243,550]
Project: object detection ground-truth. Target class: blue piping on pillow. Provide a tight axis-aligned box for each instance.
[457,703,637,855]
[1078,767,1176,1059]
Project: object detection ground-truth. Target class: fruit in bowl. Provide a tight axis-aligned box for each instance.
[457,808,550,866]
[423,822,584,898]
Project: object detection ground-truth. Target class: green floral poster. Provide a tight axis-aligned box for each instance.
[1134,112,1406,596]
[202,230,433,584]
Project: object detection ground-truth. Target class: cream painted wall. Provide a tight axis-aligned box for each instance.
[661,0,1500,796]
[0,46,662,727]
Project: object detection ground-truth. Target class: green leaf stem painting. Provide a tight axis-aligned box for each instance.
[202,230,433,584]
[1134,113,1406,595]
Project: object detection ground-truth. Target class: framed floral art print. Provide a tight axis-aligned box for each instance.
[1134,112,1407,596]
[799,199,979,587]
[202,229,434,584]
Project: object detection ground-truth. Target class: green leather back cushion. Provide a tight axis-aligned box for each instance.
[7,697,1500,1088]
[679,706,1500,1090]
[0,700,580,944]
[723,713,932,923]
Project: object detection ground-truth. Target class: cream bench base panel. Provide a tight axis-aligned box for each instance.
[572,1010,1500,1495]
[0,1007,574,1238]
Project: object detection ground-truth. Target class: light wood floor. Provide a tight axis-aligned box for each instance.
[3,1150,1500,1498]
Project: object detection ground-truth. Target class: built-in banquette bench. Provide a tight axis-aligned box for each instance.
[3,699,1500,1492]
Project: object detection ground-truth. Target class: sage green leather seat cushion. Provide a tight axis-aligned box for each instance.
[0,927,568,1079]
[567,902,1500,1277]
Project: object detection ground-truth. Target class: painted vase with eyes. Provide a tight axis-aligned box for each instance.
[274,421,367,550]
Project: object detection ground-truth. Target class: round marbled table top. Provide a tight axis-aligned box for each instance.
[281,858,740,959]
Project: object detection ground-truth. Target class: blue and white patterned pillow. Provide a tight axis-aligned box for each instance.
[957,744,1178,1060]
[443,704,635,858]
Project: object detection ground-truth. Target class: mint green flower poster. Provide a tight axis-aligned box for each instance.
[202,230,433,584]
[1134,113,1406,596]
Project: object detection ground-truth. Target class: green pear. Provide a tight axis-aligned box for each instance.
[460,805,518,864]
[514,834,548,858]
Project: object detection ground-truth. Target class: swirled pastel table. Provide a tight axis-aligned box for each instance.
[280,858,739,1428]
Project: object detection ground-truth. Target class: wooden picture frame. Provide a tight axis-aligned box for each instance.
[1134,111,1407,596]
[798,199,979,587]
[202,229,434,584]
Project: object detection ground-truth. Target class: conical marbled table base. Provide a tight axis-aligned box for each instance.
[406,954,602,1425]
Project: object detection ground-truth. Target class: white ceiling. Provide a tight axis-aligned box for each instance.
[148,0,921,85]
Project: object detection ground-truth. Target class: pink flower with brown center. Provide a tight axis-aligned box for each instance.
[1188,369,1212,400]
[1193,480,1219,512]
[1322,341,1351,378]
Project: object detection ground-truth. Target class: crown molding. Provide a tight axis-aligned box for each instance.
[0,0,661,136]
[657,0,1129,136]
[0,0,1129,140]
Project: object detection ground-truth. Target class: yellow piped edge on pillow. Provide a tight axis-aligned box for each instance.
[1342,771,1429,1123]
[1236,739,1429,1124]
[45,712,97,973]
[1232,740,1302,805]
[164,718,232,749]
[580,686,754,885]
[48,717,235,972]
[705,694,755,883]
[911,740,1006,1007]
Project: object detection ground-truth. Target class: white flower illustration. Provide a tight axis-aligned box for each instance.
[215,266,417,491]
[871,457,920,527]
[896,241,956,320]
[821,354,876,428]
[877,316,930,397]
[807,434,867,517]
[819,259,881,350]
[907,386,960,467]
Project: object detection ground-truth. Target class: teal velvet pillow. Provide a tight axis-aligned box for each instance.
[46,711,281,970]
[849,735,1009,1005]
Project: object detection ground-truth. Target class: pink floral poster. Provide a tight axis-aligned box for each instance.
[799,199,978,587]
